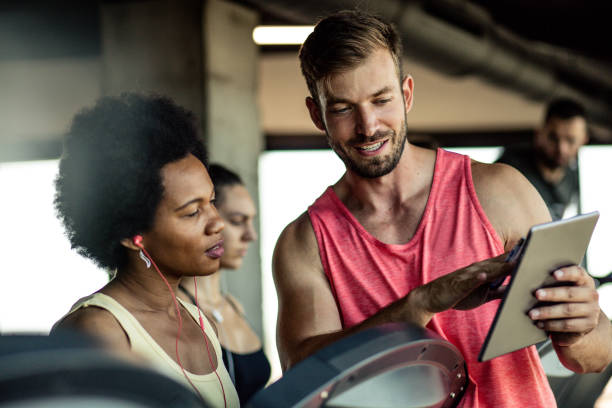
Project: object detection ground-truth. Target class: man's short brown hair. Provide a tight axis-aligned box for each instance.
[299,10,403,104]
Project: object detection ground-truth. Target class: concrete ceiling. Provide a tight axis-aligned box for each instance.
[241,0,612,132]
[1,0,611,155]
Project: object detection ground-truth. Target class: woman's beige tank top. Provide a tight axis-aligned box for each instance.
[63,292,240,407]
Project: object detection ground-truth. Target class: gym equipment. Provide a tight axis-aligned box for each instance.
[0,331,206,408]
[247,322,467,408]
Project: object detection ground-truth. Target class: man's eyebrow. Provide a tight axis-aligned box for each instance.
[372,86,393,97]
[174,198,201,212]
[327,86,394,105]
[327,96,350,105]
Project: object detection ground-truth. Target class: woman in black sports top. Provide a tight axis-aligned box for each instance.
[179,164,271,405]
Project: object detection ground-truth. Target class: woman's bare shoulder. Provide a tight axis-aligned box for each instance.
[52,305,130,351]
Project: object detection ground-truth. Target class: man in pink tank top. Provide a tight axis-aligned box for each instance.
[273,10,612,408]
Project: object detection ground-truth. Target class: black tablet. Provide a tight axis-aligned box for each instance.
[478,211,600,362]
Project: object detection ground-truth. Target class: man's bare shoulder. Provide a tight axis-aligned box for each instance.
[53,306,130,350]
[276,211,319,254]
[471,160,551,247]
[472,160,526,191]
[273,211,322,279]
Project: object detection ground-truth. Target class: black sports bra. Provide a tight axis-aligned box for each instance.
[222,345,271,405]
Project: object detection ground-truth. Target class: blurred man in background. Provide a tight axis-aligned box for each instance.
[497,98,588,220]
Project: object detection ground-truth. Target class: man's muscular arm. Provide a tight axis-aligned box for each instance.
[473,161,612,373]
[273,211,514,371]
[273,212,343,370]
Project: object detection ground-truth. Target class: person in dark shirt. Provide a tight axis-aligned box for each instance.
[497,98,588,220]
[179,164,270,405]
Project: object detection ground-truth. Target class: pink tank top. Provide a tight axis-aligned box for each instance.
[308,148,556,408]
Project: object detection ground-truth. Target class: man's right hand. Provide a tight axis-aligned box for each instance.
[411,252,514,318]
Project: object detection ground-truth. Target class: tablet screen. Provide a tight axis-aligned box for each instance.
[478,211,599,362]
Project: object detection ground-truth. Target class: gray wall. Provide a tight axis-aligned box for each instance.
[203,0,264,337]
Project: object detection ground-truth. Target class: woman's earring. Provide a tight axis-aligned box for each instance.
[139,250,152,269]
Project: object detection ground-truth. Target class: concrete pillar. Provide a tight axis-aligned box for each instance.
[100,0,264,338]
[100,0,205,126]
[203,0,263,338]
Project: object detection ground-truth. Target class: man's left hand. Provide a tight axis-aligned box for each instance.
[528,265,600,346]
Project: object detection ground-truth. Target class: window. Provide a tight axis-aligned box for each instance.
[579,146,612,315]
[0,160,108,333]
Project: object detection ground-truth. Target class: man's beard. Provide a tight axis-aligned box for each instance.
[534,147,563,170]
[327,120,408,179]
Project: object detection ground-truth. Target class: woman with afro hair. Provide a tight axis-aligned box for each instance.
[52,93,240,408]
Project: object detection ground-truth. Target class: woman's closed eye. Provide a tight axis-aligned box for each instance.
[228,216,246,226]
[185,208,200,218]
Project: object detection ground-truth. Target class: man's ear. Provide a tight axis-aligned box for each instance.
[401,75,414,113]
[120,237,140,251]
[306,96,326,131]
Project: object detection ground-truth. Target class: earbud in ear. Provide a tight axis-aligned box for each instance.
[133,235,143,247]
